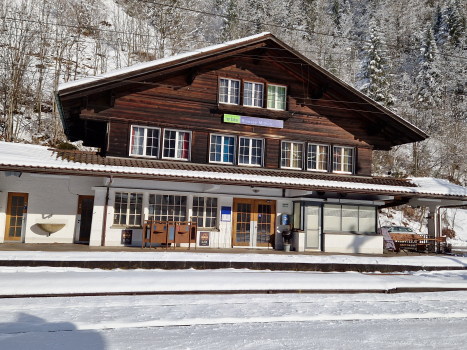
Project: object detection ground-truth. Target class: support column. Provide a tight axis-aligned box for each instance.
[89,187,107,246]
[426,206,438,252]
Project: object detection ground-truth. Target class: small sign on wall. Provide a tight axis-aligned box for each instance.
[199,232,209,246]
[221,206,231,222]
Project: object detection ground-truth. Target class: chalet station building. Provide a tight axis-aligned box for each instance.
[2,33,467,254]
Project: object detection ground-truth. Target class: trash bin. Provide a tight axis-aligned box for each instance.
[282,230,292,252]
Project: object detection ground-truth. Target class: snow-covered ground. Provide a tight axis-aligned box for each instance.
[2,250,467,267]
[2,266,467,296]
[2,290,467,349]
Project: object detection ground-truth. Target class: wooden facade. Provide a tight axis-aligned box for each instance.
[57,34,427,179]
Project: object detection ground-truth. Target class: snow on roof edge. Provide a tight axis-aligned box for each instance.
[57,32,271,92]
[2,142,467,199]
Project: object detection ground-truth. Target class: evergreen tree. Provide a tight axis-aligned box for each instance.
[414,26,442,109]
[445,0,466,47]
[357,18,394,106]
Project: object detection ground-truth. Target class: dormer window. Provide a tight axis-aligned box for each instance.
[129,125,160,158]
[219,78,240,105]
[267,85,286,110]
[243,82,263,107]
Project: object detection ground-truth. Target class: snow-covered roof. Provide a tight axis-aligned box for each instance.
[1,142,467,200]
[57,32,271,92]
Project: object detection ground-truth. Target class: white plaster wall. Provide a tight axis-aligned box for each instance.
[323,233,383,254]
[0,172,101,243]
[95,178,288,249]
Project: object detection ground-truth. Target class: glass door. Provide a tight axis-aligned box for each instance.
[305,205,321,250]
[232,199,276,247]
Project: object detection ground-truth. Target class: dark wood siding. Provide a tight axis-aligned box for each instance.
[265,139,280,169]
[192,131,209,164]
[107,121,129,157]
[80,55,376,175]
[356,147,372,176]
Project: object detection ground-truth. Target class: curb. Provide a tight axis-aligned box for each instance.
[3,287,467,299]
[1,260,466,272]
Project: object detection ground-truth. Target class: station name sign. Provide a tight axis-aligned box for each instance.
[223,114,284,129]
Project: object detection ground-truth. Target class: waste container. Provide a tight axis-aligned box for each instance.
[282,230,292,252]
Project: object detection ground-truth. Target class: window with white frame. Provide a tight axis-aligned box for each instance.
[113,192,143,226]
[148,194,187,222]
[333,146,354,173]
[281,141,303,169]
[243,82,263,107]
[267,85,286,110]
[323,204,376,234]
[163,129,191,160]
[238,137,263,166]
[219,78,240,105]
[129,126,160,157]
[307,144,329,172]
[209,134,235,164]
[192,196,218,228]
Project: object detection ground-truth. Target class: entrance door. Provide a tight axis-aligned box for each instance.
[305,205,321,250]
[76,195,94,243]
[232,198,276,247]
[4,193,28,242]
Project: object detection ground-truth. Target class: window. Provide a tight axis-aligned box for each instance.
[163,129,191,160]
[148,194,187,222]
[210,134,235,164]
[113,192,143,226]
[333,146,354,173]
[243,82,263,107]
[219,78,240,105]
[323,204,376,234]
[192,197,218,228]
[281,141,303,169]
[267,85,286,110]
[238,137,263,166]
[308,144,329,172]
[129,126,160,157]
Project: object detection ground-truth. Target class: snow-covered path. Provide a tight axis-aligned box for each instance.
[2,266,467,296]
[2,292,467,349]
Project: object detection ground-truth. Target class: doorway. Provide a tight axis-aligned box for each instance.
[76,195,94,243]
[305,205,322,250]
[4,192,28,242]
[232,198,276,247]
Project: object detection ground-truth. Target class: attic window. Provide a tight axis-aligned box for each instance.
[219,78,240,105]
[267,85,286,110]
[243,82,263,107]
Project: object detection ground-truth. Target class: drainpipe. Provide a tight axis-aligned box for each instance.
[101,175,114,246]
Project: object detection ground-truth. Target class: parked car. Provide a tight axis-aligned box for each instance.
[381,226,421,235]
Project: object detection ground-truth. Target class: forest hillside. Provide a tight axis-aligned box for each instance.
[1,0,467,239]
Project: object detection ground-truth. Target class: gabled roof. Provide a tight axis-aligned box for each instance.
[2,142,467,201]
[56,32,427,148]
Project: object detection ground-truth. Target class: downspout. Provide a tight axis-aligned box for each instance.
[101,175,114,246]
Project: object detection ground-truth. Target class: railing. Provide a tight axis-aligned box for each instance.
[142,220,197,250]
[389,233,448,253]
